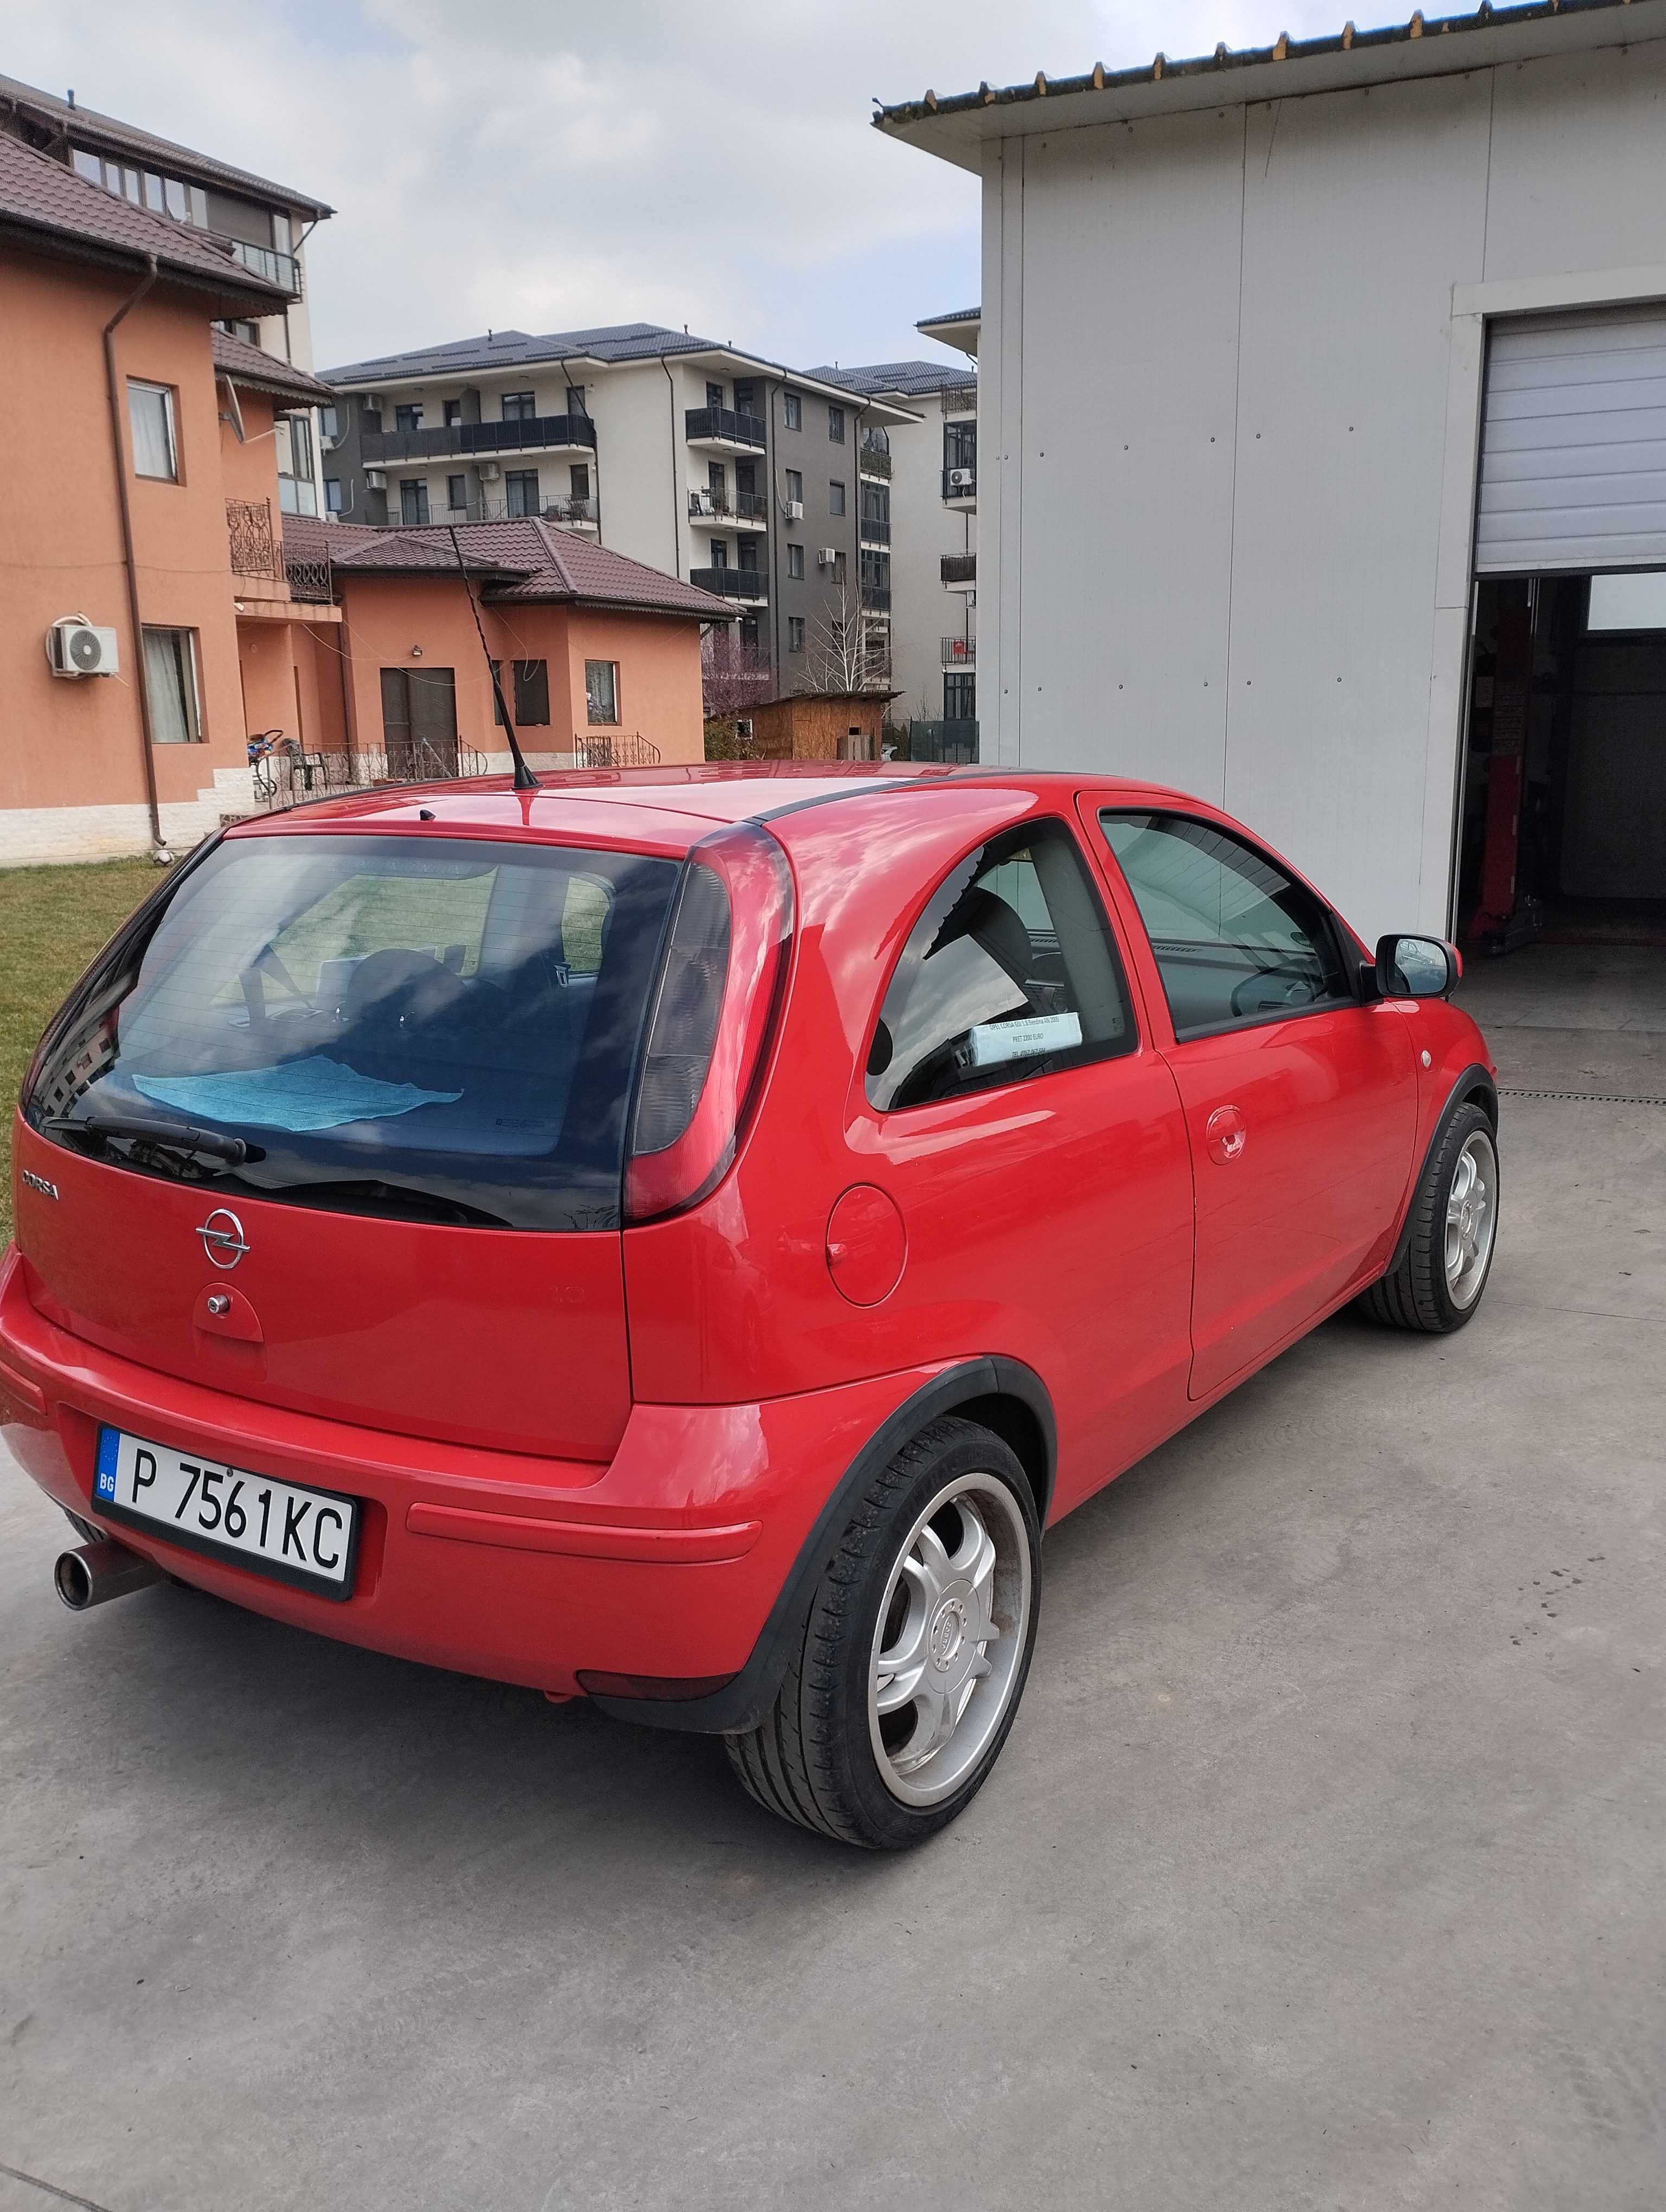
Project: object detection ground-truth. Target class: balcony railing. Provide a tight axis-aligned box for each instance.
[906,718,979,764]
[858,441,892,479]
[360,413,597,464]
[691,566,768,601]
[861,585,892,613]
[941,635,975,666]
[228,239,303,297]
[226,498,279,579]
[285,548,334,604]
[575,733,662,769]
[941,552,977,585]
[685,405,767,450]
[542,494,599,526]
[688,488,768,523]
[251,740,489,811]
[942,468,977,501]
[859,516,891,545]
[939,383,978,416]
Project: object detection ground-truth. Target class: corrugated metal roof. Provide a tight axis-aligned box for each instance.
[0,72,332,216]
[0,129,287,308]
[808,359,977,397]
[875,0,1664,165]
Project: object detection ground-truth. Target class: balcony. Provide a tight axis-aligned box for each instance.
[285,547,334,604]
[541,494,599,529]
[228,238,303,297]
[861,585,892,614]
[942,467,977,505]
[941,635,975,667]
[360,413,597,465]
[858,440,892,480]
[691,566,768,602]
[939,383,978,416]
[941,552,977,587]
[688,488,768,530]
[859,516,891,546]
[226,498,279,580]
[685,405,767,452]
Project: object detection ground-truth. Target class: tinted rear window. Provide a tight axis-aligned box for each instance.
[28,834,681,1230]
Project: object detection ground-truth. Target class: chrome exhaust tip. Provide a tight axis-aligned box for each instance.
[54,1538,163,1611]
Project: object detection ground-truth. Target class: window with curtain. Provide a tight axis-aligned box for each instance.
[585,660,619,726]
[127,382,177,480]
[783,391,802,432]
[142,628,200,743]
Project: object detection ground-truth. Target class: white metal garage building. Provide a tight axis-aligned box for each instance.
[878,0,1666,948]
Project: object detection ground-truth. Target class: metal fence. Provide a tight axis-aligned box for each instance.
[251,741,489,812]
[905,719,979,764]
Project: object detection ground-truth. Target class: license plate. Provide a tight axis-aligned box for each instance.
[93,1427,359,1601]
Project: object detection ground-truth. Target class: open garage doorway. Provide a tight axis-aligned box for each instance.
[1456,569,1666,955]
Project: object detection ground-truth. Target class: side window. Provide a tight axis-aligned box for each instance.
[867,820,1136,1111]
[1099,812,1351,1038]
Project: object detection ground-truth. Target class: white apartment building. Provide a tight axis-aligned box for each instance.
[0,73,334,518]
[319,324,920,700]
[810,343,978,749]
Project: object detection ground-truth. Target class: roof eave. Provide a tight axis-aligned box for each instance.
[0,210,287,312]
[1,88,334,216]
[874,0,1666,171]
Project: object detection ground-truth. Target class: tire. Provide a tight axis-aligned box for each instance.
[724,1417,1042,1849]
[1360,1101,1500,1334]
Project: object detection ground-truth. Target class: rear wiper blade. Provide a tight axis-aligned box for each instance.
[47,1113,260,1166]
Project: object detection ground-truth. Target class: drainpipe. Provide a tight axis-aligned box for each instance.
[102,253,169,861]
[661,356,683,579]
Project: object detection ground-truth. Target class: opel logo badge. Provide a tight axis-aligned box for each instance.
[197,1207,249,1270]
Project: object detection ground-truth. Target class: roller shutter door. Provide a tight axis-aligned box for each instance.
[1475,306,1666,574]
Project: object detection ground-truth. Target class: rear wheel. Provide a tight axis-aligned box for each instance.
[725,1418,1041,1848]
[1360,1101,1499,1333]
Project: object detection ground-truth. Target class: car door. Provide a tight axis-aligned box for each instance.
[852,812,1195,1517]
[1085,803,1417,1401]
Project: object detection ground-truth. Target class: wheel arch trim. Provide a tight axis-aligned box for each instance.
[1385,1060,1497,1278]
[588,1356,1057,1737]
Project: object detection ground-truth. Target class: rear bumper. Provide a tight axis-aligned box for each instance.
[0,1245,944,1706]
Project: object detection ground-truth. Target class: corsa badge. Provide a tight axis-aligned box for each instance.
[21,1168,59,1201]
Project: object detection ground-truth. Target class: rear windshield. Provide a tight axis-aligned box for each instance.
[27,833,681,1231]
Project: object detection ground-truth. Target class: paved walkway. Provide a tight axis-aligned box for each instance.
[2,947,1662,2211]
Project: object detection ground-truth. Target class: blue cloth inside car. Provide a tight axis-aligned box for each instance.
[133,1056,461,1133]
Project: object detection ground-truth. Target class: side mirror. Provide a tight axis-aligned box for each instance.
[1375,933,1460,1000]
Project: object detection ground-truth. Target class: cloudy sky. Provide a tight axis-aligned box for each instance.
[9,0,1392,375]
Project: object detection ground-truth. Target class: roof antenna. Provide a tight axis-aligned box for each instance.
[447,525,540,792]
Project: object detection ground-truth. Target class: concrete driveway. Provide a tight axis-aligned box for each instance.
[2,947,1662,2212]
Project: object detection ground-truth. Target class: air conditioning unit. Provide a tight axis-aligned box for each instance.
[784,499,804,521]
[46,616,119,679]
[478,460,501,483]
[817,546,838,567]
[948,467,976,491]
[364,468,386,491]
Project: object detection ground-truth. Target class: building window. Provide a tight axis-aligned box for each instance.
[945,419,977,474]
[502,391,536,421]
[734,380,758,417]
[944,672,976,721]
[860,549,890,593]
[828,404,845,443]
[142,627,201,744]
[276,414,317,516]
[566,385,587,416]
[395,403,424,432]
[505,468,540,517]
[400,479,430,525]
[783,390,802,432]
[569,463,591,500]
[787,615,805,652]
[325,479,343,514]
[787,543,805,580]
[444,400,463,426]
[785,468,803,504]
[829,479,846,516]
[861,482,889,526]
[706,381,724,410]
[585,659,620,726]
[514,660,551,725]
[319,404,339,443]
[216,317,260,344]
[447,474,467,511]
[740,616,761,652]
[127,381,177,480]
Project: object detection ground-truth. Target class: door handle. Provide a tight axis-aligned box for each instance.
[1206,1104,1247,1165]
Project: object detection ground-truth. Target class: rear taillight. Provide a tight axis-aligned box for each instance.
[625,824,793,1223]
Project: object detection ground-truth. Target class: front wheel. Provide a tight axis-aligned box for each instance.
[725,1418,1041,1848]
[1360,1101,1499,1333]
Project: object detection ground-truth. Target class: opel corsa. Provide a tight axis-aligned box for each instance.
[1,765,1499,1848]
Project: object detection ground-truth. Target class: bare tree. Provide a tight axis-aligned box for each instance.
[801,577,883,694]
[702,626,773,719]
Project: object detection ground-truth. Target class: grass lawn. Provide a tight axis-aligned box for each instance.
[0,857,170,1245]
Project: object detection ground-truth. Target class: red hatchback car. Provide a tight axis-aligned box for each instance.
[2,766,1498,1848]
